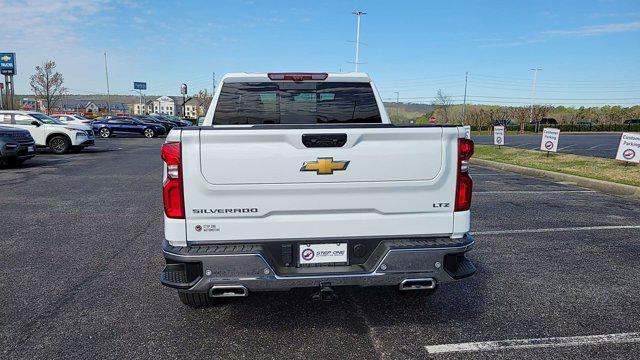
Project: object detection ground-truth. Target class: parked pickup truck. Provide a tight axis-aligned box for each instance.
[160,72,475,307]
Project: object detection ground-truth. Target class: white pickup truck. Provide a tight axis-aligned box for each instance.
[160,72,475,307]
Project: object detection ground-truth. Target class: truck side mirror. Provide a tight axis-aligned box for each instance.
[31,120,41,127]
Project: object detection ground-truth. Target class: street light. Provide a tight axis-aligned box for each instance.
[352,11,367,72]
[394,91,400,120]
[529,68,542,132]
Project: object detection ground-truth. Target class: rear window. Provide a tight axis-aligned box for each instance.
[213,82,382,125]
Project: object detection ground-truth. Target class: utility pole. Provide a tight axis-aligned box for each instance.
[212,72,216,94]
[352,11,366,72]
[529,68,542,132]
[394,91,400,120]
[462,71,468,125]
[104,52,111,115]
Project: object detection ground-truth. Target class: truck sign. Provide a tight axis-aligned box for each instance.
[0,53,16,75]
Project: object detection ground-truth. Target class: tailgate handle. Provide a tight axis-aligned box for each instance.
[302,134,347,148]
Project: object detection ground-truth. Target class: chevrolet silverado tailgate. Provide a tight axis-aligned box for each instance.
[181,125,462,242]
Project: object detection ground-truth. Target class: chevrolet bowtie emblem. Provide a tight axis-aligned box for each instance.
[300,157,349,175]
[1,56,10,61]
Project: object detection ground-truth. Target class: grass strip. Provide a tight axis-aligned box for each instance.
[474,145,640,187]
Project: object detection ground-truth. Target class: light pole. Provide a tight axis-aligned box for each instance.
[529,68,542,132]
[462,71,468,125]
[104,52,111,115]
[352,11,366,72]
[394,91,400,120]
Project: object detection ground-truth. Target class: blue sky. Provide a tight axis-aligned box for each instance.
[3,0,640,106]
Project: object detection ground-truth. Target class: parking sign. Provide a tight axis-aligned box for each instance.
[615,132,640,163]
[493,126,505,146]
[0,53,16,75]
[463,125,471,139]
[540,128,560,152]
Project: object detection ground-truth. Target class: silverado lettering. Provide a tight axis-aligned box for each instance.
[193,208,258,214]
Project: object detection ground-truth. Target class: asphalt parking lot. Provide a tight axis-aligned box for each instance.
[474,132,623,158]
[1,137,640,359]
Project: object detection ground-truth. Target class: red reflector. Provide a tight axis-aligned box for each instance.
[458,138,474,161]
[267,73,328,81]
[161,141,181,165]
[455,173,473,211]
[163,178,185,218]
[455,138,474,212]
[161,142,184,219]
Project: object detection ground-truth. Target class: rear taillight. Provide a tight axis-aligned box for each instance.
[455,138,474,212]
[267,72,328,81]
[161,141,185,219]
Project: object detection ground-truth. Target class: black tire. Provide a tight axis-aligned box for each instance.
[48,135,70,154]
[98,127,111,138]
[143,128,155,138]
[178,291,216,308]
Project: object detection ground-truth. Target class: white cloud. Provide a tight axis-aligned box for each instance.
[542,22,640,37]
[475,21,640,48]
[477,38,545,48]
[0,0,122,93]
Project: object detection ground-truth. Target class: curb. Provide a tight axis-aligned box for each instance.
[471,158,640,200]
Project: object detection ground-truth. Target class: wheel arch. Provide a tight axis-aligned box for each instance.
[46,132,72,146]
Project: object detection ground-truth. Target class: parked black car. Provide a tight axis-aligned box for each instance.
[92,117,166,138]
[0,126,36,166]
[530,118,558,125]
[623,119,640,125]
[151,114,192,127]
[133,115,175,132]
[492,119,519,126]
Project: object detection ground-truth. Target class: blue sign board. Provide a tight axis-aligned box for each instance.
[0,53,16,75]
[134,82,147,90]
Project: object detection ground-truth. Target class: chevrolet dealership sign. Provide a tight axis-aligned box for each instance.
[0,53,16,75]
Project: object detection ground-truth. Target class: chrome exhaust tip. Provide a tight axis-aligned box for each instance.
[399,278,436,291]
[209,285,249,298]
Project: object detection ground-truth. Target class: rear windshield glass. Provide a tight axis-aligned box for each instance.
[213,82,382,125]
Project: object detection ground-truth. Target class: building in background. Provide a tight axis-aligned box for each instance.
[184,103,204,119]
[19,98,37,110]
[21,97,129,116]
[151,96,176,115]
[131,96,204,119]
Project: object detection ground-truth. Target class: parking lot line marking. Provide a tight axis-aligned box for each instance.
[474,190,594,194]
[473,225,640,235]
[471,173,515,176]
[425,332,640,354]
[588,144,602,150]
[559,144,576,150]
